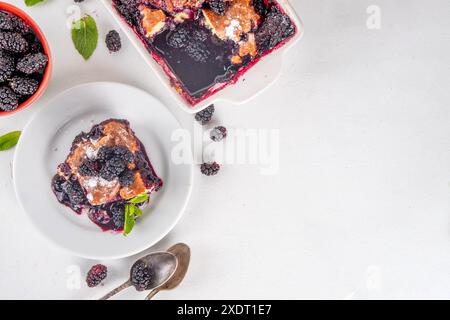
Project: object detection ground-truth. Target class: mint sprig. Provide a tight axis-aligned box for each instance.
[123,193,150,237]
[25,0,45,6]
[71,15,98,60]
[0,131,21,151]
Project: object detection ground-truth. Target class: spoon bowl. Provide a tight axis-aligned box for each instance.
[100,251,177,300]
[145,243,191,300]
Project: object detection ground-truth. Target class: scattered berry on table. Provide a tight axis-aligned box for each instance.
[16,52,48,74]
[86,264,108,288]
[200,162,221,176]
[8,77,39,96]
[0,32,28,53]
[0,86,18,111]
[210,126,227,142]
[195,104,215,124]
[131,260,154,291]
[105,30,122,53]
[0,51,14,82]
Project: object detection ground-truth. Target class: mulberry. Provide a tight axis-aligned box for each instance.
[16,52,48,74]
[255,6,295,54]
[131,260,154,291]
[208,0,229,16]
[9,77,39,96]
[105,30,122,53]
[0,32,28,53]
[195,104,215,124]
[0,51,14,82]
[86,264,108,287]
[0,86,18,111]
[210,126,227,142]
[200,162,220,176]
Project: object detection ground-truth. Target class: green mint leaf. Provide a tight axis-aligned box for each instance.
[71,15,98,60]
[0,131,21,151]
[132,205,143,217]
[25,0,45,6]
[123,204,136,237]
[128,193,149,204]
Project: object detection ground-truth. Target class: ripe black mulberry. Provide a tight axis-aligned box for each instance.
[16,52,48,74]
[86,264,108,287]
[0,50,14,82]
[195,104,215,124]
[9,76,39,95]
[105,30,122,53]
[0,32,28,53]
[0,86,18,111]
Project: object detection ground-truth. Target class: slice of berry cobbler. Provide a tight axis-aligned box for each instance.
[51,119,162,234]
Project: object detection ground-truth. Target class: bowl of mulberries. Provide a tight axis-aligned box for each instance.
[0,2,52,116]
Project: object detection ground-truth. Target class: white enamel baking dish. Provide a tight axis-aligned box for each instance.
[101,0,304,113]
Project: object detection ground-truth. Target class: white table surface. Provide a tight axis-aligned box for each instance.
[0,0,449,299]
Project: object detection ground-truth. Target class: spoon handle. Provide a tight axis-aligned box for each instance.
[144,289,160,300]
[99,281,131,300]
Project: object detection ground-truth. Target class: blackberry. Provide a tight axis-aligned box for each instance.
[105,30,122,53]
[0,86,18,111]
[100,157,127,181]
[0,12,30,34]
[185,41,210,63]
[210,126,227,142]
[192,29,209,42]
[24,33,43,53]
[89,210,111,226]
[52,175,66,194]
[16,52,48,75]
[110,202,125,230]
[8,77,39,96]
[98,146,134,163]
[79,160,98,177]
[0,32,28,53]
[119,169,134,187]
[208,0,228,16]
[195,104,215,124]
[167,27,190,49]
[200,162,220,176]
[61,179,87,205]
[0,51,14,82]
[114,0,140,24]
[255,6,295,54]
[130,260,154,291]
[86,264,107,288]
[252,0,268,16]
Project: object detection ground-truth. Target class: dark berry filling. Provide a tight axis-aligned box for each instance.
[111,0,297,106]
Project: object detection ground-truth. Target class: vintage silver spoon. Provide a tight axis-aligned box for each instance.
[100,251,178,300]
[144,243,191,300]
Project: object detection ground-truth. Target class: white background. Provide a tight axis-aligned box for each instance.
[0,0,449,299]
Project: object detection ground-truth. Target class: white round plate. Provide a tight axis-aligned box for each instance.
[14,82,193,259]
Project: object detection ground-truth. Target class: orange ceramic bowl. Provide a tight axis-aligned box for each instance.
[0,1,52,117]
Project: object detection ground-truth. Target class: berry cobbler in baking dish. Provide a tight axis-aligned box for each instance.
[112,0,297,105]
